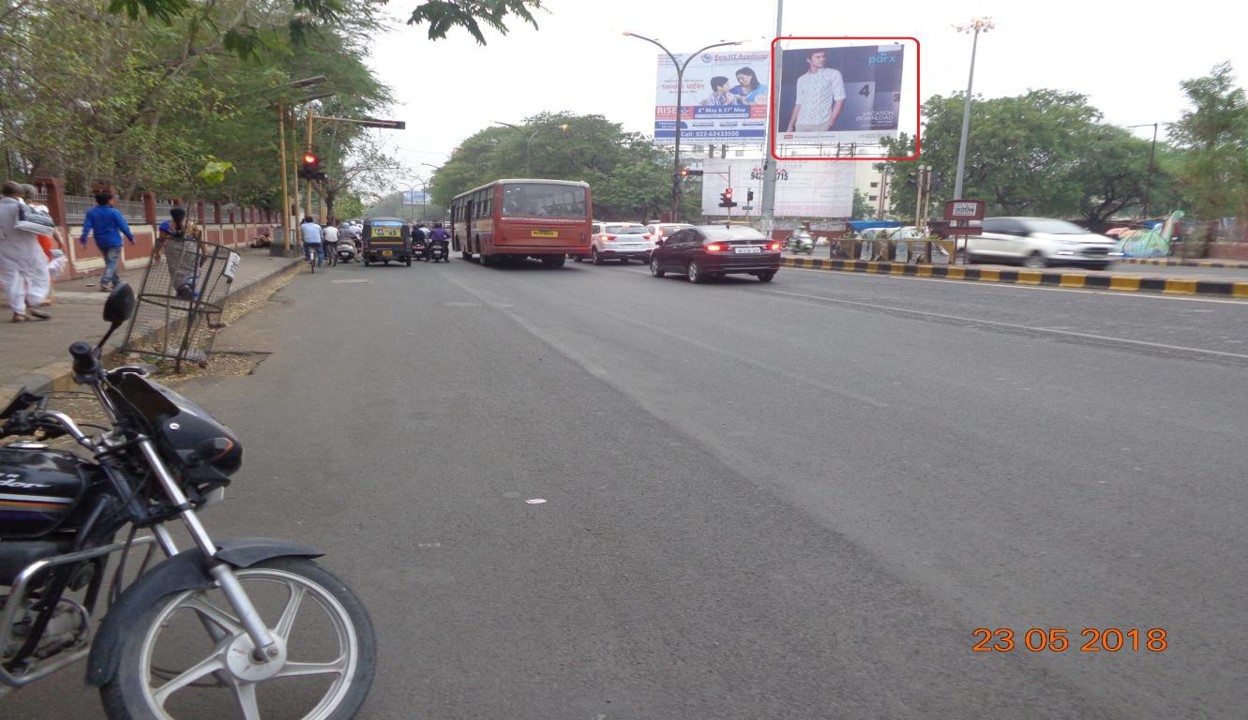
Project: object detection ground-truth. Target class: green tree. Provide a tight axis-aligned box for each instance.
[852,188,872,219]
[431,113,673,221]
[108,0,543,51]
[1168,62,1248,218]
[880,91,1163,225]
[0,0,387,202]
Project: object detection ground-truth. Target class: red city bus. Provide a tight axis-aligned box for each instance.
[449,179,592,268]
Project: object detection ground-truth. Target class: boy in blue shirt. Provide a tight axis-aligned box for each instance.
[79,192,136,291]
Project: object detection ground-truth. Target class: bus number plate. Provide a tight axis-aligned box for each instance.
[530,230,558,238]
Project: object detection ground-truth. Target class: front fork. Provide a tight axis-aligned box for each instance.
[86,379,280,663]
[136,440,279,662]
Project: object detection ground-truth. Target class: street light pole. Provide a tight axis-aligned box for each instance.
[1128,122,1160,219]
[624,32,743,223]
[493,121,540,175]
[952,16,994,200]
[492,123,568,176]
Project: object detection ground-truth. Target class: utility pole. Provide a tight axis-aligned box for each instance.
[759,0,784,239]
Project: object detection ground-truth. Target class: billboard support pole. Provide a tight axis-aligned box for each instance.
[760,0,784,239]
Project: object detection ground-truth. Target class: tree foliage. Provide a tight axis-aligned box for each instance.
[0,0,542,213]
[880,90,1174,228]
[427,112,677,222]
[1168,62,1248,218]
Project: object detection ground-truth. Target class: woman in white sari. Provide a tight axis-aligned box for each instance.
[0,180,51,322]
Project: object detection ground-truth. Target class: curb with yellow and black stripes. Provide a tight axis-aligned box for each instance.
[780,257,1248,298]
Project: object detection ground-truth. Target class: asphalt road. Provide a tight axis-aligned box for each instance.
[7,256,1246,719]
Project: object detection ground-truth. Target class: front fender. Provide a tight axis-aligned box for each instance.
[85,538,322,687]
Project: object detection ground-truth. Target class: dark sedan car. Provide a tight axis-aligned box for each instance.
[649,225,782,283]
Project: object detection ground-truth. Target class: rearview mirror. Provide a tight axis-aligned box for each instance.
[103,283,136,326]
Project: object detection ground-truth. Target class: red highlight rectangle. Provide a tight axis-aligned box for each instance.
[769,36,921,162]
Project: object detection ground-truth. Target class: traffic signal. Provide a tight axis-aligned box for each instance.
[718,187,737,208]
[747,190,755,202]
[679,167,689,179]
[299,153,325,180]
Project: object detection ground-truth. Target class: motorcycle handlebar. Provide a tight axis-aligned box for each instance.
[69,340,100,377]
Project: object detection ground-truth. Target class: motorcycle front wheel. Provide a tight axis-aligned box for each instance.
[100,557,376,720]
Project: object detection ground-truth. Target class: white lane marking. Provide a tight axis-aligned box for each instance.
[769,289,1248,361]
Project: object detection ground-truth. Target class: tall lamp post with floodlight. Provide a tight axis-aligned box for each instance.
[623,32,743,222]
[420,162,443,220]
[952,16,994,201]
[402,177,429,221]
[493,122,569,175]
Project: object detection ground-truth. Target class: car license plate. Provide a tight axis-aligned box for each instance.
[531,230,558,238]
[382,250,392,257]
[735,246,761,254]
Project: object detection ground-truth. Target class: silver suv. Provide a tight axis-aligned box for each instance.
[967,217,1121,270]
[573,221,651,265]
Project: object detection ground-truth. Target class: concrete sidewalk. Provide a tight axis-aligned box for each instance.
[1,246,303,401]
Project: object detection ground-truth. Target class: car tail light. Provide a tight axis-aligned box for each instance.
[603,234,617,242]
[767,241,782,251]
[705,243,728,252]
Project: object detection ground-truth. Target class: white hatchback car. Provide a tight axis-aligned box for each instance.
[573,221,652,265]
[966,217,1122,270]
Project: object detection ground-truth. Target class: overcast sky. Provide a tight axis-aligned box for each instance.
[364,0,1246,185]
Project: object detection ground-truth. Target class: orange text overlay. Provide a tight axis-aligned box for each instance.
[972,627,1168,653]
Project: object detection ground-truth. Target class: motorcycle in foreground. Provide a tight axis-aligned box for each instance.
[0,284,376,718]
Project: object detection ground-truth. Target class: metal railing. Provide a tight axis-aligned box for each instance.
[61,195,252,225]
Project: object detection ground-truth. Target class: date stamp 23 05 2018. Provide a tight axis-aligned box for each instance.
[972,627,1169,653]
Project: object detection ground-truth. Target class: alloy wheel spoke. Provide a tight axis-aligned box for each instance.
[273,654,349,679]
[153,654,227,708]
[232,680,262,720]
[185,595,246,636]
[274,585,307,640]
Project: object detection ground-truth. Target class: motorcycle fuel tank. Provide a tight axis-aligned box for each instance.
[0,444,89,540]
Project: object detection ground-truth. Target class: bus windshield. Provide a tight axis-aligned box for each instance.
[501,183,587,218]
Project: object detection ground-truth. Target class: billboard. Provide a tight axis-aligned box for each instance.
[653,50,771,144]
[773,43,906,149]
[699,158,855,218]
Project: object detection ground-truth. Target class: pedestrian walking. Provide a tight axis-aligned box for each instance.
[0,180,52,322]
[79,191,136,291]
[21,183,64,305]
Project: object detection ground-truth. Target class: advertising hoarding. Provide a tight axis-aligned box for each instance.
[773,43,906,149]
[653,50,771,144]
[699,158,855,218]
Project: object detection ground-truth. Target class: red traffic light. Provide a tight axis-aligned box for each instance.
[299,153,325,180]
[724,187,733,199]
